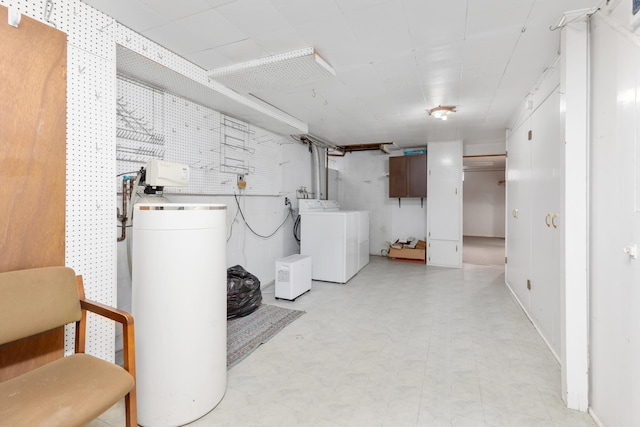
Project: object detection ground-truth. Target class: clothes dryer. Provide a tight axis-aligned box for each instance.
[299,200,368,283]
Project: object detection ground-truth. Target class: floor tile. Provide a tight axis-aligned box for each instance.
[96,252,597,426]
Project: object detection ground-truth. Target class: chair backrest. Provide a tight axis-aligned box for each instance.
[0,266,82,345]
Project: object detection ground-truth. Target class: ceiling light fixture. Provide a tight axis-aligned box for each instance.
[428,105,457,121]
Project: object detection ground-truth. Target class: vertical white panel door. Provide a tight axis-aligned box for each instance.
[427,141,463,268]
[530,89,563,356]
[506,119,532,307]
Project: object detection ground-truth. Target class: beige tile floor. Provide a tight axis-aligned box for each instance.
[93,255,596,427]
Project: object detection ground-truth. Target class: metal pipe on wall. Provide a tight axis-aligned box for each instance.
[313,144,322,200]
[325,149,329,200]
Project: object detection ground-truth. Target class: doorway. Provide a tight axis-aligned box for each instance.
[462,155,506,265]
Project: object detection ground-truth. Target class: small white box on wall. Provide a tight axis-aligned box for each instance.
[275,255,312,301]
[146,159,189,187]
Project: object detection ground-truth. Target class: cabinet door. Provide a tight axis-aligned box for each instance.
[427,142,462,268]
[407,154,427,197]
[506,120,532,307]
[530,90,563,355]
[389,156,407,197]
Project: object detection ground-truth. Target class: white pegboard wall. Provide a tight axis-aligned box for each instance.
[64,18,117,359]
[116,77,166,183]
[164,95,219,193]
[0,0,119,362]
[0,0,116,60]
[116,24,211,89]
[117,76,285,195]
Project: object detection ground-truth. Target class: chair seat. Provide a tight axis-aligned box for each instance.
[0,353,134,427]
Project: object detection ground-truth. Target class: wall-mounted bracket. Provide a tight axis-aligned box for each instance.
[8,6,21,28]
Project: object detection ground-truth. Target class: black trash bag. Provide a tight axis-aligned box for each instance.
[227,265,262,319]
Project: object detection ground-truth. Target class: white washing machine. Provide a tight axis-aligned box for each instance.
[299,200,368,283]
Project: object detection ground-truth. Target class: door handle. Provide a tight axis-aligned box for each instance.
[552,214,558,229]
[545,214,551,228]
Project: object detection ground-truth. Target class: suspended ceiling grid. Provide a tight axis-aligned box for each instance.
[82,0,602,148]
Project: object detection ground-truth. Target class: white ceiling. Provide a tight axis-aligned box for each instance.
[82,0,601,149]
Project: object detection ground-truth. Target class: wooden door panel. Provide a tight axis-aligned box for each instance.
[389,156,407,197]
[407,154,427,197]
[0,6,67,381]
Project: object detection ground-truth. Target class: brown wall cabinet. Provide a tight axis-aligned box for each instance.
[389,154,427,198]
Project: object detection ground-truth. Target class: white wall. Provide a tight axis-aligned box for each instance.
[117,141,311,311]
[333,151,427,255]
[588,6,640,426]
[463,142,506,156]
[463,170,506,238]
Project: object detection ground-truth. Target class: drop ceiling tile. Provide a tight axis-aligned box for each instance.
[356,94,401,118]
[338,66,386,98]
[83,0,169,32]
[460,77,500,99]
[253,28,309,56]
[462,37,514,68]
[143,24,214,56]
[204,0,239,7]
[139,0,212,20]
[157,9,248,52]
[269,0,344,26]
[210,38,270,64]
[355,38,415,66]
[215,0,290,37]
[414,42,464,71]
[467,0,534,17]
[302,80,349,101]
[389,86,426,111]
[343,0,409,44]
[256,91,315,120]
[320,45,371,74]
[420,64,464,87]
[184,48,235,70]
[373,54,421,94]
[292,14,359,56]
[496,28,558,98]
[403,0,467,48]
[465,6,531,40]
[334,0,394,13]
[420,82,460,108]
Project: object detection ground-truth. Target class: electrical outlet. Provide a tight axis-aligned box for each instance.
[284,197,290,206]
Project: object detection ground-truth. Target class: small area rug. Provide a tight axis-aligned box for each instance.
[227,304,305,369]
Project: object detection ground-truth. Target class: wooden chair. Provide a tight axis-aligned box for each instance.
[0,266,137,427]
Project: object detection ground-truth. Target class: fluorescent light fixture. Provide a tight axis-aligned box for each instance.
[208,47,336,94]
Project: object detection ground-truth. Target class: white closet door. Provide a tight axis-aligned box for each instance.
[427,141,463,268]
[530,89,563,355]
[506,119,532,307]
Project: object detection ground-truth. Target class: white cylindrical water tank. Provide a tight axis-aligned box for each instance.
[132,203,227,427]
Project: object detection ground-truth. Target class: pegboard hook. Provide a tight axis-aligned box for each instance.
[43,0,55,26]
[8,6,21,28]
